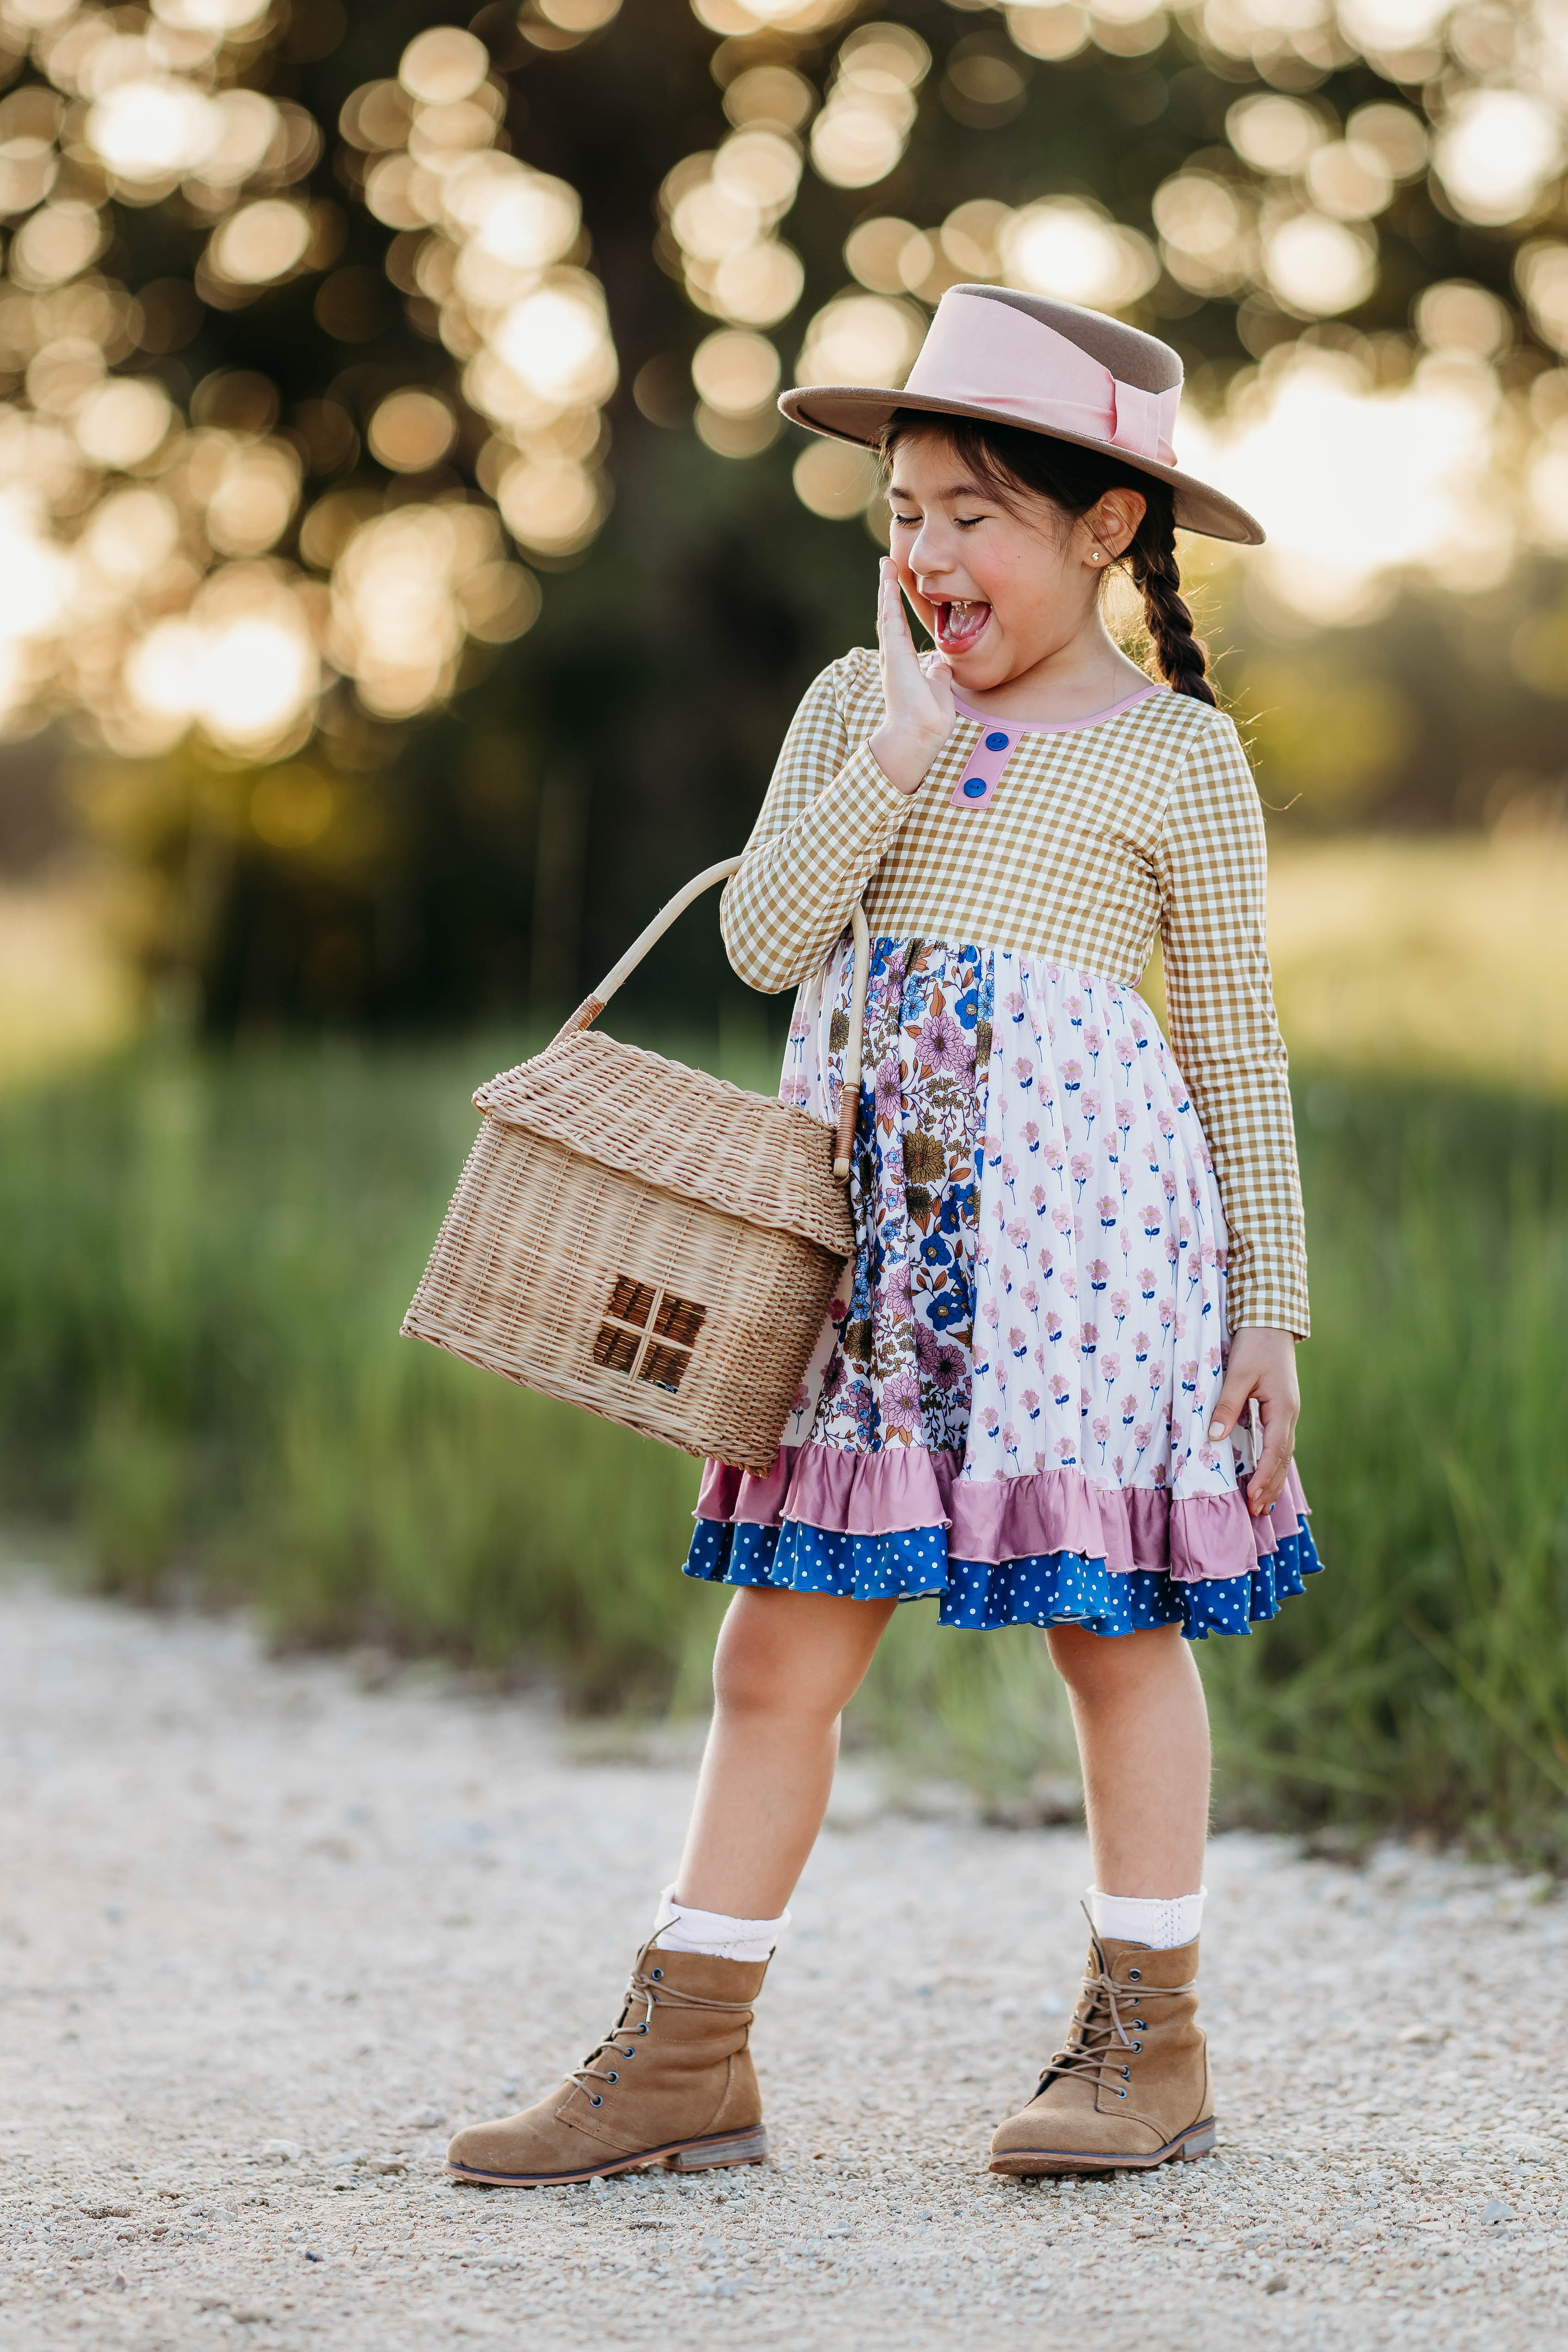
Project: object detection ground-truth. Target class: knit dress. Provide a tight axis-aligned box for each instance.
[684,649,1321,1640]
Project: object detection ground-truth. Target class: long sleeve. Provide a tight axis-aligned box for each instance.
[720,659,918,993]
[1154,717,1309,1338]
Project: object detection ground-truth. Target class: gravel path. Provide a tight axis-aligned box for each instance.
[2,1572,1564,2351]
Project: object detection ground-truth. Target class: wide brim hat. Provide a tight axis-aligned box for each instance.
[779,285,1263,547]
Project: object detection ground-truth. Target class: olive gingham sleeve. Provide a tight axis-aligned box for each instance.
[1155,718,1309,1337]
[720,660,916,993]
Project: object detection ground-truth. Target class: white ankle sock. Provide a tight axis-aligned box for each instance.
[1087,1886,1206,1949]
[653,1884,788,1964]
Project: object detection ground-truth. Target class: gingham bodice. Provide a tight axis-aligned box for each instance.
[720,647,1307,1337]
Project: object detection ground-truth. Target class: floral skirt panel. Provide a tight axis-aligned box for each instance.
[684,936,1322,1642]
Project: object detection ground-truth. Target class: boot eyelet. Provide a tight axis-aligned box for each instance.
[1127,1968,1141,1981]
[1117,2089,1127,2097]
[591,2095,603,2106]
[651,1968,664,1980]
[607,2072,618,2082]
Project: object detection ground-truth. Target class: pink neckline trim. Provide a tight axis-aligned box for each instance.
[952,681,1167,736]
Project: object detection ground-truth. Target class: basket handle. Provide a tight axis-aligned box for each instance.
[832,901,871,1181]
[547,858,871,1184]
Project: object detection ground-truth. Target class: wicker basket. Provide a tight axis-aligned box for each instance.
[401,858,869,1475]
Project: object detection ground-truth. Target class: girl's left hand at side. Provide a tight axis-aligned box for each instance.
[1207,1327,1299,1515]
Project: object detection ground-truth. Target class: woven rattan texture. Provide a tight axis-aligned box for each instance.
[474,1032,854,1259]
[403,1079,851,1474]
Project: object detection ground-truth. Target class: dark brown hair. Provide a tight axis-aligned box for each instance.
[880,410,1215,706]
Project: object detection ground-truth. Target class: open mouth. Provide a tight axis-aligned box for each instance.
[935,598,991,655]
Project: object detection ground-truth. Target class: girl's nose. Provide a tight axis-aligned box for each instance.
[910,521,954,581]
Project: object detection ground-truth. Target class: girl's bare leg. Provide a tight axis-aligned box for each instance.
[674,1586,898,1919]
[1046,1622,1211,1895]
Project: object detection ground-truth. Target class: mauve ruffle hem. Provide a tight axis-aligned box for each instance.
[684,1445,1321,1641]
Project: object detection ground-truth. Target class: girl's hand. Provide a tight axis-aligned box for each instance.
[1207,1326,1299,1516]
[869,557,956,796]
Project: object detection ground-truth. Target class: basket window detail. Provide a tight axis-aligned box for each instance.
[591,1281,708,1394]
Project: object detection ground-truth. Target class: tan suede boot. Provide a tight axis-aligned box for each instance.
[446,1941,770,2186]
[989,1929,1215,2175]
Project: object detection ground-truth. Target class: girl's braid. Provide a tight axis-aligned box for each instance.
[1126,496,1216,706]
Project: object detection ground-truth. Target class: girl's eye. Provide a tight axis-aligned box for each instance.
[955,514,987,529]
[890,511,919,528]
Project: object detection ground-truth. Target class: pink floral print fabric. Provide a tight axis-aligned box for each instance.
[781,936,1245,1525]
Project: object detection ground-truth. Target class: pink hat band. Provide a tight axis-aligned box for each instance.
[902,291,1180,467]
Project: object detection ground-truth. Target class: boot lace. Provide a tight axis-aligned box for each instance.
[1037,1939,1183,2104]
[569,1961,756,2107]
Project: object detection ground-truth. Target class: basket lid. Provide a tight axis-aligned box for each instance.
[475,1030,856,1258]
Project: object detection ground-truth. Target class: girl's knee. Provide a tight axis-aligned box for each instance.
[711,1591,888,1723]
[712,1642,836,1725]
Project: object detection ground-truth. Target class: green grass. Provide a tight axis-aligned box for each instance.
[0,1041,1564,1862]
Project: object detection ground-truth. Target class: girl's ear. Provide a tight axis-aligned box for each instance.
[1090,487,1147,559]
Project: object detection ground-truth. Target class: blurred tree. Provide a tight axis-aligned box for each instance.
[1,0,1567,1028]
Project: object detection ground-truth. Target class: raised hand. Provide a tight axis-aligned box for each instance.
[869,557,956,797]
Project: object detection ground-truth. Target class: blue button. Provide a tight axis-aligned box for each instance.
[985,731,1010,751]
[962,777,986,798]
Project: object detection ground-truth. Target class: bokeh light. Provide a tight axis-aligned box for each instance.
[1433,88,1562,227]
[1001,198,1158,309]
[535,0,625,29]
[658,116,806,336]
[1264,212,1377,317]
[795,289,925,386]
[793,437,880,518]
[1227,93,1326,178]
[1006,4,1090,63]
[494,453,606,557]
[0,0,1564,763]
[0,11,602,748]
[1517,242,1568,356]
[125,568,320,756]
[73,377,172,468]
[1346,103,1428,183]
[1207,344,1515,623]
[206,198,312,287]
[723,64,816,134]
[1153,172,1251,300]
[368,388,457,473]
[1415,280,1510,361]
[398,26,490,107]
[691,327,780,414]
[1305,142,1393,224]
[809,22,929,190]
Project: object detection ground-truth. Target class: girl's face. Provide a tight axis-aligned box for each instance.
[885,430,1145,691]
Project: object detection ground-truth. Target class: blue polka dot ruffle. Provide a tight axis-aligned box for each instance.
[683,1514,1323,1642]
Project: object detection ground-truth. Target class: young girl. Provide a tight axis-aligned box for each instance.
[447,288,1319,2186]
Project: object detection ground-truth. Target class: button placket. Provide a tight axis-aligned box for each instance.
[948,724,1016,811]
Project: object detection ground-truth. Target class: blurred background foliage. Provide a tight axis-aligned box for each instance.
[0,0,1567,1036]
[2,1043,1566,1864]
[2,0,1568,1859]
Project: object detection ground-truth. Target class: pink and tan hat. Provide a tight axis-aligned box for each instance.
[779,283,1263,546]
